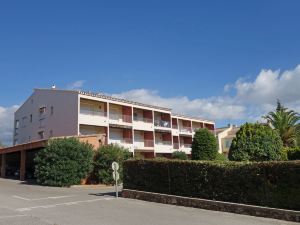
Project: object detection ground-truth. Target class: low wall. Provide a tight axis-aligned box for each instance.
[122,189,300,222]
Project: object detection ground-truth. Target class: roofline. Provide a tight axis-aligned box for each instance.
[78,90,172,111]
[172,113,214,123]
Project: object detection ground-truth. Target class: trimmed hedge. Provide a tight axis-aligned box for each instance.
[123,159,300,210]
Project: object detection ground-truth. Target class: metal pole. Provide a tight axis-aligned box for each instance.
[115,170,118,198]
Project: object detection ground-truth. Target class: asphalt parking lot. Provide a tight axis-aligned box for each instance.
[0,178,297,225]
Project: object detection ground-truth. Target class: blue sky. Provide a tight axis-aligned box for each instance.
[1,1,300,144]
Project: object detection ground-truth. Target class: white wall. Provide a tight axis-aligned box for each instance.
[14,89,79,145]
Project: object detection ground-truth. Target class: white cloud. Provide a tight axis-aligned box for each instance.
[0,105,19,146]
[113,89,246,121]
[114,65,300,125]
[66,80,85,90]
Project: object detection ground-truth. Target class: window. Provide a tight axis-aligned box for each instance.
[30,114,33,123]
[15,120,19,129]
[39,107,46,116]
[51,106,54,115]
[225,139,232,148]
[38,131,44,139]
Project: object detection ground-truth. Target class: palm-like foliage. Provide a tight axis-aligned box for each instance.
[263,100,300,147]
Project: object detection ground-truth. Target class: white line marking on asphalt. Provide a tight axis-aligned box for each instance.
[15,197,113,212]
[0,215,26,219]
[13,195,74,201]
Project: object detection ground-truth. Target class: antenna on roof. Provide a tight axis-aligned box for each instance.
[51,84,56,89]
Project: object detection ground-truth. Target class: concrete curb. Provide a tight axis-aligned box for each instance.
[122,189,300,222]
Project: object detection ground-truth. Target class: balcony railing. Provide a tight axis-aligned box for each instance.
[111,138,133,145]
[154,120,171,128]
[109,113,132,123]
[155,141,172,146]
[173,143,179,149]
[80,108,107,117]
[172,124,178,129]
[180,126,192,133]
[133,116,153,123]
[181,143,192,148]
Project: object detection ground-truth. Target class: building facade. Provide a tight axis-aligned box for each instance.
[14,88,215,157]
[216,124,240,155]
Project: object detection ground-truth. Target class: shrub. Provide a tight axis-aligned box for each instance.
[191,128,217,160]
[215,153,228,161]
[228,123,283,161]
[172,151,188,160]
[92,144,132,185]
[123,159,300,210]
[286,147,300,160]
[34,138,94,187]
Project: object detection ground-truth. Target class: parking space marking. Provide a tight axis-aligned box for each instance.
[13,195,74,201]
[0,215,26,220]
[15,197,114,212]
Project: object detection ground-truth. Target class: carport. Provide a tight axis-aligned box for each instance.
[0,140,47,181]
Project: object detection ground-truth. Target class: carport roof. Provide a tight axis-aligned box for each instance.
[0,140,47,154]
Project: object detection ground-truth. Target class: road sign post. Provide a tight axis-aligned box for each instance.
[112,162,119,198]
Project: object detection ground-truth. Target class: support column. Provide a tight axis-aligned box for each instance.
[1,154,6,178]
[20,150,26,181]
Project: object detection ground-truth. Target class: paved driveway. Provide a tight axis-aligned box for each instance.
[0,178,297,225]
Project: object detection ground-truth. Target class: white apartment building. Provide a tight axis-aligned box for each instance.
[14,88,215,158]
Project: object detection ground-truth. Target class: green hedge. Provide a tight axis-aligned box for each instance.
[123,159,300,210]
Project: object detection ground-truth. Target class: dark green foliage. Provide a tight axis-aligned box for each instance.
[123,159,300,210]
[34,138,94,187]
[228,123,283,161]
[92,144,132,185]
[172,151,188,160]
[191,129,217,160]
[215,153,228,161]
[286,147,300,160]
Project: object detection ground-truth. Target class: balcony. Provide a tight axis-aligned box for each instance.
[179,126,192,135]
[154,120,171,128]
[155,140,173,153]
[134,140,154,149]
[109,113,132,126]
[133,116,154,131]
[78,106,108,126]
[109,138,134,151]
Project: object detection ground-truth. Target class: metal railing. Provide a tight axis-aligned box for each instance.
[109,113,132,123]
[180,126,192,133]
[110,138,133,145]
[154,120,171,128]
[144,140,154,147]
[155,141,172,146]
[80,108,107,117]
[172,124,178,129]
[181,143,192,148]
[133,116,153,123]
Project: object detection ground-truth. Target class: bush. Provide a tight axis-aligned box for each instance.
[34,138,94,187]
[123,159,300,210]
[228,123,283,161]
[215,153,228,161]
[191,129,217,160]
[92,144,132,185]
[172,151,188,160]
[286,147,300,160]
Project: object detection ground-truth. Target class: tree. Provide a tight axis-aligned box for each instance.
[34,138,94,187]
[263,100,300,147]
[92,144,132,185]
[191,128,217,160]
[228,123,283,161]
[172,151,188,160]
